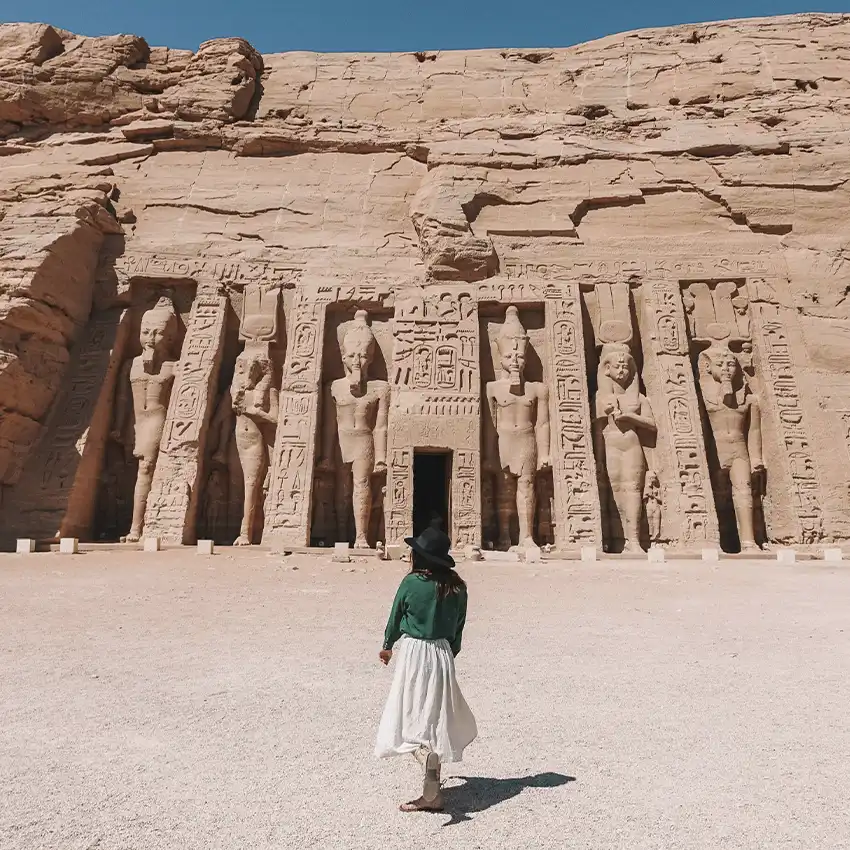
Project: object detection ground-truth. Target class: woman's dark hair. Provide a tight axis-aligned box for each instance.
[410,552,467,600]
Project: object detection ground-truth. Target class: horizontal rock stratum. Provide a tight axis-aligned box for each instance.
[1,14,849,552]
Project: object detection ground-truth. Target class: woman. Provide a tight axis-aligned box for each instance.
[375,525,478,812]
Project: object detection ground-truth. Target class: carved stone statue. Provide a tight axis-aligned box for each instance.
[231,345,279,545]
[698,342,764,551]
[112,294,179,542]
[643,469,662,546]
[593,343,657,553]
[485,306,550,550]
[319,310,390,548]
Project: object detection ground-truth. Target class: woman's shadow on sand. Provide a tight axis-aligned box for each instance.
[441,772,576,825]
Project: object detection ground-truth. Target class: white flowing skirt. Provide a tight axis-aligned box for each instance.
[375,635,478,763]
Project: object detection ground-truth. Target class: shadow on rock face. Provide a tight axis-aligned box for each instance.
[441,771,576,825]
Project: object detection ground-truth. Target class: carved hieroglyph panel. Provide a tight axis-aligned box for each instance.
[264,291,328,544]
[144,288,227,542]
[544,285,602,546]
[386,289,481,547]
[643,281,719,546]
[2,308,130,540]
[750,301,824,543]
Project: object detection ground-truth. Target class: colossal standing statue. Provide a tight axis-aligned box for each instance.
[485,306,550,550]
[593,344,657,552]
[698,341,764,551]
[319,310,390,548]
[112,294,179,543]
[231,346,279,545]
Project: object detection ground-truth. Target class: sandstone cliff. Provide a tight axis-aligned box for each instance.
[2,14,850,542]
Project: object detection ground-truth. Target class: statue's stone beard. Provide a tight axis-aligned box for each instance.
[720,378,735,398]
[508,369,521,388]
[142,346,158,370]
[348,367,362,390]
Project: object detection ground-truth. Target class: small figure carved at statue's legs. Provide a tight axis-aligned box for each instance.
[351,455,373,548]
[729,457,758,551]
[124,456,156,542]
[234,417,268,546]
[516,470,536,549]
[496,471,517,550]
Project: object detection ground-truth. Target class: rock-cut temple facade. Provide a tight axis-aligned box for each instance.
[2,14,850,553]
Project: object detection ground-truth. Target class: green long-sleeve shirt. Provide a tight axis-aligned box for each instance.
[382,573,468,656]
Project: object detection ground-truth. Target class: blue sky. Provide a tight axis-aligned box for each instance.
[2,0,846,52]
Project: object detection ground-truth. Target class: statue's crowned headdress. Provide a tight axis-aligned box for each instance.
[343,310,376,357]
[142,292,177,332]
[496,306,528,355]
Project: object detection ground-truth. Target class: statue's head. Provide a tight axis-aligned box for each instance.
[139,294,177,369]
[700,344,741,398]
[232,346,271,396]
[599,344,635,389]
[496,306,528,387]
[341,310,375,390]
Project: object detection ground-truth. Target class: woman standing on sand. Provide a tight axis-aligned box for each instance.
[375,525,478,812]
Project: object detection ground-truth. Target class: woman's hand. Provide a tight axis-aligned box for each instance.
[379,649,392,666]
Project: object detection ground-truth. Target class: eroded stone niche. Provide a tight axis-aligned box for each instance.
[198,286,287,545]
[311,306,392,548]
[95,283,194,542]
[480,304,554,548]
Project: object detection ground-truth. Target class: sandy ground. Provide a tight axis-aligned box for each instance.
[1,548,849,850]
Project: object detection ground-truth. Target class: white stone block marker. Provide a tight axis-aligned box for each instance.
[332,542,350,563]
[701,548,720,562]
[197,539,214,555]
[823,547,843,562]
[647,547,665,563]
[580,546,597,562]
[143,537,161,552]
[776,549,797,564]
[59,537,79,554]
[16,539,36,554]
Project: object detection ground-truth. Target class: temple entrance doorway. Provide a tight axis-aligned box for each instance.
[413,450,452,537]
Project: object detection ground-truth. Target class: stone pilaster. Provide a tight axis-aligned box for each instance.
[264,290,327,544]
[545,285,602,547]
[750,300,824,543]
[643,281,718,546]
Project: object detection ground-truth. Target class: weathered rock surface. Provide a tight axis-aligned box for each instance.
[1,14,850,546]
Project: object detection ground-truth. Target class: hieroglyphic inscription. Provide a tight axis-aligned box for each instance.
[386,448,412,546]
[265,293,326,543]
[103,252,303,288]
[394,394,479,417]
[391,292,477,392]
[544,285,602,546]
[452,449,479,548]
[505,255,779,282]
[644,282,718,546]
[751,302,824,543]
[144,290,227,542]
[4,309,129,539]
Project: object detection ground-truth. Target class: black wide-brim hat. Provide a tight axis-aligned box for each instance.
[404,525,455,569]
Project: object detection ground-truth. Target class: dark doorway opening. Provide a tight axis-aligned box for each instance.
[413,451,452,537]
